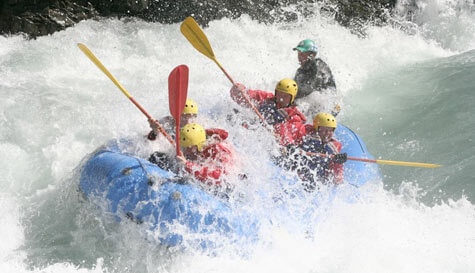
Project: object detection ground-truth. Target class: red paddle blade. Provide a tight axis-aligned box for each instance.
[168,65,189,157]
[168,65,189,120]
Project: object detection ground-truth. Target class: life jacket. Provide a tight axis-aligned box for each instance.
[258,100,287,125]
[184,133,235,186]
[149,125,232,185]
[231,87,307,146]
[297,132,344,184]
[205,128,228,142]
[272,106,307,146]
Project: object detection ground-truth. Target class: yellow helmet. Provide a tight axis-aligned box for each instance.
[313,112,337,129]
[180,123,206,151]
[275,79,298,104]
[183,98,198,114]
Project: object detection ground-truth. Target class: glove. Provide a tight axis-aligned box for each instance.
[148,119,160,130]
[332,153,347,164]
[147,130,157,140]
[230,83,247,102]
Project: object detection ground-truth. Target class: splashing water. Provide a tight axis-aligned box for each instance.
[1,2,475,271]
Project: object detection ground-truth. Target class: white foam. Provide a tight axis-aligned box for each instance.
[395,0,475,52]
[0,9,473,272]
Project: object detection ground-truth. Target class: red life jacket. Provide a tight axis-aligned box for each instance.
[230,87,308,146]
[184,129,234,185]
[273,106,307,146]
[149,124,233,185]
[205,128,228,142]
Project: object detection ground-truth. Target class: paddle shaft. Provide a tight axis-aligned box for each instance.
[304,151,442,168]
[77,43,175,145]
[239,86,267,124]
[124,98,175,146]
[210,53,266,124]
[212,57,235,85]
[212,55,267,123]
[175,122,182,156]
[180,17,266,123]
[212,56,267,123]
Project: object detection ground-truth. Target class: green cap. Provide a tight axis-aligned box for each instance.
[293,39,318,54]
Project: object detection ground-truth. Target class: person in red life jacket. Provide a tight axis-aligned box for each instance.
[285,113,347,190]
[147,98,199,141]
[229,79,307,146]
[147,99,228,170]
[175,123,236,187]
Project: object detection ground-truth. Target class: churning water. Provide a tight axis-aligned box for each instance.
[1,0,475,272]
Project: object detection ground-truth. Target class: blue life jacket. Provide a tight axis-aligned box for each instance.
[299,138,332,177]
[258,100,286,125]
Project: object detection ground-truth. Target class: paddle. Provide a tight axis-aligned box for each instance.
[180,17,266,123]
[77,43,175,145]
[180,17,234,84]
[304,151,442,168]
[168,65,189,157]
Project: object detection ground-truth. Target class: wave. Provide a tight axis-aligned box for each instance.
[394,0,475,52]
[0,11,474,272]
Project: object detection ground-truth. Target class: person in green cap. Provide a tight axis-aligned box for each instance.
[294,39,336,97]
[293,39,340,116]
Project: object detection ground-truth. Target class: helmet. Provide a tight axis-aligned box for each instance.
[180,123,206,151]
[313,112,337,129]
[293,39,318,54]
[183,98,198,114]
[275,79,298,104]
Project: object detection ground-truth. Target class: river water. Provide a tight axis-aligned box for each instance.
[1,0,474,272]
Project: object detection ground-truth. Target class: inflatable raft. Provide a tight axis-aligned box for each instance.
[79,124,381,250]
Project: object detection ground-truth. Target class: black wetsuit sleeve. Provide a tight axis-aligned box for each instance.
[315,58,336,91]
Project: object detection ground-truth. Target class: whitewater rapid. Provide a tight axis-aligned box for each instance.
[1,0,475,272]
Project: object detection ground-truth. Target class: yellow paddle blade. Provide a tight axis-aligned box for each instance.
[180,17,216,61]
[375,159,442,168]
[77,43,132,98]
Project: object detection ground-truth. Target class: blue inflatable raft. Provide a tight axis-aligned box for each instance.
[79,124,381,250]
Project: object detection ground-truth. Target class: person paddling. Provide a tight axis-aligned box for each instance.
[284,112,347,190]
[147,99,228,169]
[147,98,199,140]
[230,79,307,146]
[176,123,237,188]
